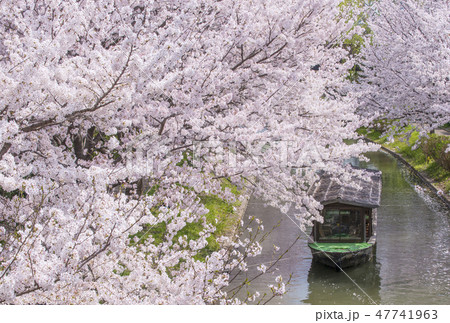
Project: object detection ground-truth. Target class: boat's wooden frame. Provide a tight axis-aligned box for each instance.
[309,209,377,270]
[307,169,381,270]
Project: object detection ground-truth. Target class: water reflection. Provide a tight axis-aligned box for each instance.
[304,258,381,305]
[365,152,450,304]
[231,151,449,304]
[227,200,312,304]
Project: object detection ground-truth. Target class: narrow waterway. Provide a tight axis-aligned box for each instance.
[231,151,449,304]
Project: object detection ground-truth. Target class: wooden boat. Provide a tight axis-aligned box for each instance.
[308,169,381,270]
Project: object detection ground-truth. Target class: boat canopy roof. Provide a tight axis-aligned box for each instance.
[309,168,382,208]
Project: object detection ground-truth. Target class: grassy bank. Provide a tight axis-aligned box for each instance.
[132,179,244,261]
[359,126,450,196]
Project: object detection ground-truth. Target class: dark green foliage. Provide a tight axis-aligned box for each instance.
[338,0,373,82]
[146,184,160,196]
[176,150,193,167]
[420,135,450,171]
[0,187,26,199]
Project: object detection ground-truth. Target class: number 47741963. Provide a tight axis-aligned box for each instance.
[375,310,438,320]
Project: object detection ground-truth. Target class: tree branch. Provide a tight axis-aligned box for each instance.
[21,46,134,133]
[0,142,12,160]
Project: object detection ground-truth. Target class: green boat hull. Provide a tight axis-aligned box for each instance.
[308,242,375,270]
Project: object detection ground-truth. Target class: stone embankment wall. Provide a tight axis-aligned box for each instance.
[365,138,450,209]
[222,188,252,248]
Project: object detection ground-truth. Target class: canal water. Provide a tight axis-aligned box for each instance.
[231,151,449,304]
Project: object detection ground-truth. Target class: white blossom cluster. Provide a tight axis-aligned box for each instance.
[357,0,450,133]
[0,0,380,304]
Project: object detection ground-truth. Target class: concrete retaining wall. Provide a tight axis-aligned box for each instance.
[365,138,450,209]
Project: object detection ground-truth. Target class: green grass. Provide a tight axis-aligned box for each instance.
[131,179,243,262]
[358,128,384,142]
[360,126,450,194]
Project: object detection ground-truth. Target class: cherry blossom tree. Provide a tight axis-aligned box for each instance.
[0,0,374,304]
[357,0,450,134]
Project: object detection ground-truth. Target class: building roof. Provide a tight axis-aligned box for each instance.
[309,169,382,208]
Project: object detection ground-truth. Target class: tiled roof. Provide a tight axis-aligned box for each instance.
[309,169,382,208]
